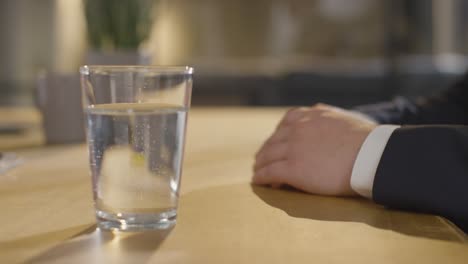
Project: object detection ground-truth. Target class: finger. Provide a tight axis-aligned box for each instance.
[257,126,289,155]
[266,126,290,145]
[252,160,290,186]
[254,141,288,171]
[277,107,309,128]
[255,126,290,159]
[271,183,282,189]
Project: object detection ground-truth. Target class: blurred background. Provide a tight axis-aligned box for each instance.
[1,0,468,107]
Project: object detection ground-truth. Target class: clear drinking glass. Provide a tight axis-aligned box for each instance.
[80,65,193,231]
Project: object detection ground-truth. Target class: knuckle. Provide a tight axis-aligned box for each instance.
[294,119,311,131]
[312,103,324,109]
[285,107,299,117]
[312,103,331,112]
[316,102,329,108]
[285,107,308,119]
[284,109,299,120]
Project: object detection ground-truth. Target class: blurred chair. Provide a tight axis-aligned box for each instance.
[36,72,85,144]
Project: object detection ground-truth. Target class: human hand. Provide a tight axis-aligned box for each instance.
[252,104,377,196]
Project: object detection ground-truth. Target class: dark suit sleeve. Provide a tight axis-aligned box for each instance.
[356,72,468,125]
[372,125,468,232]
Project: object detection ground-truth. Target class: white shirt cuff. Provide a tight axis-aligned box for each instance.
[350,125,400,199]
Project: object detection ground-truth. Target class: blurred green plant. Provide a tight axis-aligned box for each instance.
[83,0,154,51]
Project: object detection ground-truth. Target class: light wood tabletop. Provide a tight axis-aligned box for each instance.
[0,107,467,264]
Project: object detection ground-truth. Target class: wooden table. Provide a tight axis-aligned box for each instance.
[0,108,467,264]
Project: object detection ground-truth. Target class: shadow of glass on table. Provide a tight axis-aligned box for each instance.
[251,185,467,243]
[21,225,173,264]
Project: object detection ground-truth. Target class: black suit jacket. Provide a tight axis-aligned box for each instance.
[356,73,468,233]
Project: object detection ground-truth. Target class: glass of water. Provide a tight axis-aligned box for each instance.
[80,65,193,231]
